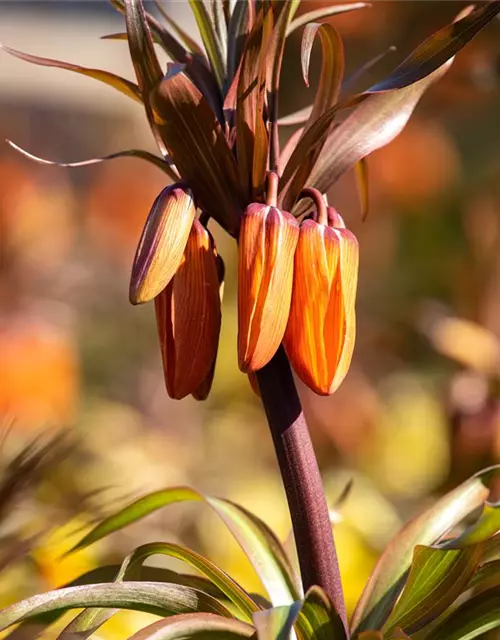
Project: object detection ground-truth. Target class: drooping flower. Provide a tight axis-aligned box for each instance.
[238,200,299,373]
[155,219,221,400]
[284,194,358,395]
[129,183,196,305]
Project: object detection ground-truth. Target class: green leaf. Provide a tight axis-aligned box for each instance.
[445,504,500,549]
[355,158,369,221]
[6,140,178,180]
[121,543,259,623]
[253,602,302,640]
[383,545,483,635]
[189,0,226,89]
[0,43,141,102]
[286,3,370,37]
[350,466,500,634]
[151,65,243,234]
[295,587,346,640]
[127,613,256,640]
[0,582,233,632]
[71,486,301,608]
[60,542,257,638]
[154,1,206,58]
[430,587,500,640]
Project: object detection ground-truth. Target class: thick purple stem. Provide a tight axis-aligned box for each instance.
[256,346,348,632]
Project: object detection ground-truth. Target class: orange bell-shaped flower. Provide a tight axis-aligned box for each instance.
[155,219,221,399]
[130,183,196,305]
[284,195,358,395]
[238,202,299,373]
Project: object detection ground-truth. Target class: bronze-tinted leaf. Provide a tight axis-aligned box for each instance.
[0,44,141,102]
[130,184,196,305]
[286,3,371,37]
[154,1,206,58]
[238,203,299,373]
[7,140,178,180]
[155,220,222,399]
[236,6,273,199]
[189,0,226,89]
[151,65,243,234]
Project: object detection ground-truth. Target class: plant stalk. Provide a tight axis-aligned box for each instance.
[256,346,348,632]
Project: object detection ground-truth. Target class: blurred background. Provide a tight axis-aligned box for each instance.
[0,1,500,637]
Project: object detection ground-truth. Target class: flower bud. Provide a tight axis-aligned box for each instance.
[155,220,221,399]
[130,183,196,305]
[238,203,299,373]
[284,212,358,395]
[191,253,225,401]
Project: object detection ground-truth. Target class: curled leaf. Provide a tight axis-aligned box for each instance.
[128,613,256,640]
[287,3,371,37]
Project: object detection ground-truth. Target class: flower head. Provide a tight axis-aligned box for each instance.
[6,0,500,398]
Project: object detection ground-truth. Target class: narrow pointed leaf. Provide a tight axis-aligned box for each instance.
[430,587,500,640]
[370,2,500,91]
[444,503,500,549]
[128,613,256,640]
[351,466,500,633]
[253,602,302,640]
[0,44,141,102]
[236,7,273,198]
[355,158,369,221]
[278,128,304,176]
[287,3,370,36]
[152,65,243,233]
[189,0,226,88]
[382,545,483,635]
[70,486,301,608]
[7,140,177,179]
[267,0,301,170]
[227,0,250,87]
[154,1,206,57]
[0,582,232,632]
[341,45,397,94]
[281,2,500,212]
[278,106,311,127]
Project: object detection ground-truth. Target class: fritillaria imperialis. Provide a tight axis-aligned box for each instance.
[4,0,500,630]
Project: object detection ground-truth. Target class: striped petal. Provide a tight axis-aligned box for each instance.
[238,203,299,373]
[130,184,196,305]
[155,220,222,399]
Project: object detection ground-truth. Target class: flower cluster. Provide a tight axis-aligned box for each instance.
[6,0,500,400]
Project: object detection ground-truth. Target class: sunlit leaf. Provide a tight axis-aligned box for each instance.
[128,613,256,640]
[227,0,250,87]
[267,0,301,170]
[189,0,226,88]
[383,545,483,635]
[253,602,301,640]
[355,158,369,221]
[445,504,500,549]
[6,140,178,180]
[351,466,500,633]
[281,1,500,213]
[0,44,141,102]
[295,587,346,640]
[151,65,243,233]
[70,486,301,608]
[341,45,397,94]
[286,3,370,37]
[154,1,206,57]
[278,127,304,176]
[278,106,311,127]
[0,582,233,632]
[370,2,500,91]
[236,6,273,198]
[430,587,500,640]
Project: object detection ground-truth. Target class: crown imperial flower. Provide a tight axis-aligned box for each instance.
[129,183,196,305]
[284,191,358,395]
[155,219,221,400]
[238,178,299,373]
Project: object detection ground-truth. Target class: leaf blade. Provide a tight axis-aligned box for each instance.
[127,613,256,640]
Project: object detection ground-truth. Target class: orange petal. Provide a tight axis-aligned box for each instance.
[238,203,299,373]
[130,183,196,304]
[285,219,358,395]
[155,220,221,399]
